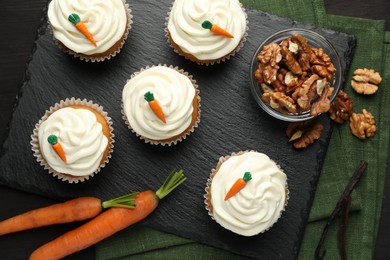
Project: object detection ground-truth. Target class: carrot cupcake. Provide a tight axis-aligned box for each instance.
[47,0,132,62]
[166,0,248,65]
[205,151,288,236]
[122,65,200,146]
[31,98,114,183]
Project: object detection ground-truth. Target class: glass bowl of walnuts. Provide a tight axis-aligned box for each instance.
[249,28,342,122]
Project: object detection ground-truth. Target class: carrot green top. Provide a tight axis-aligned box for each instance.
[144,91,155,102]
[242,171,252,182]
[68,13,81,25]
[201,20,213,30]
[47,134,59,145]
[156,170,186,200]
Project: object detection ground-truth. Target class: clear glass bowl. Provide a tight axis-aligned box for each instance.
[249,28,342,122]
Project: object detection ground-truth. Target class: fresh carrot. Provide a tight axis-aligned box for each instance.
[144,91,166,123]
[0,192,138,236]
[47,135,67,163]
[29,170,186,260]
[224,171,252,201]
[68,13,97,46]
[201,20,234,38]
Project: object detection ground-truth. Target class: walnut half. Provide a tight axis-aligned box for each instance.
[351,68,382,95]
[349,109,376,139]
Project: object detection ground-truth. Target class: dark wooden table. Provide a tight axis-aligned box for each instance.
[0,0,389,259]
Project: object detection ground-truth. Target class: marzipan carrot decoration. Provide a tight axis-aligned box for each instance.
[29,170,186,260]
[47,135,67,163]
[224,171,252,201]
[0,192,138,236]
[201,20,234,38]
[68,13,97,46]
[144,91,166,123]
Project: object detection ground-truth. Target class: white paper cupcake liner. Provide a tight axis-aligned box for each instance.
[30,98,115,183]
[165,2,249,66]
[121,64,201,146]
[48,0,132,62]
[204,150,289,235]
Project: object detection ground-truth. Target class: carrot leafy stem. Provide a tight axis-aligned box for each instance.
[155,170,186,200]
[101,192,139,209]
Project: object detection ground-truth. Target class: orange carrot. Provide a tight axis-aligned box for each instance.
[201,20,234,38]
[0,192,138,236]
[68,13,97,46]
[144,91,166,123]
[0,197,100,236]
[224,172,252,201]
[29,170,186,260]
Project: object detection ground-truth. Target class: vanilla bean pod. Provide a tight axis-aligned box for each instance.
[314,160,368,260]
[338,195,352,260]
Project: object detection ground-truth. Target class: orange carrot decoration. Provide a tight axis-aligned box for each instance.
[144,91,166,123]
[224,171,252,201]
[68,13,97,46]
[47,135,67,163]
[201,20,234,38]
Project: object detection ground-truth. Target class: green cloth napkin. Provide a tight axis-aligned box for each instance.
[96,0,390,259]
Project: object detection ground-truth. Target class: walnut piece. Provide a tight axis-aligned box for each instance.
[329,90,353,124]
[255,43,281,84]
[291,34,312,71]
[310,48,336,80]
[280,45,303,75]
[286,120,324,149]
[257,42,282,67]
[270,92,297,113]
[310,85,334,116]
[351,68,382,95]
[297,74,320,110]
[349,109,376,139]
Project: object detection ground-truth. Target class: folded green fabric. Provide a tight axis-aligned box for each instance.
[96,1,389,259]
[299,1,389,258]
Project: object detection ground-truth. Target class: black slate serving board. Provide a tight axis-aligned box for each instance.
[0,1,356,259]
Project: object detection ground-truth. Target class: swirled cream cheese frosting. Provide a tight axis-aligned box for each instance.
[47,0,128,56]
[38,107,108,176]
[208,151,287,236]
[167,0,247,62]
[122,66,199,144]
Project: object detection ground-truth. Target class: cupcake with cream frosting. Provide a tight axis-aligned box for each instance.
[122,65,200,146]
[31,98,114,183]
[166,0,248,65]
[47,0,132,62]
[205,151,288,236]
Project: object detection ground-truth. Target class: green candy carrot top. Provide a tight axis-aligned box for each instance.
[68,13,97,46]
[201,20,234,38]
[47,134,67,163]
[224,171,252,201]
[144,91,166,123]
